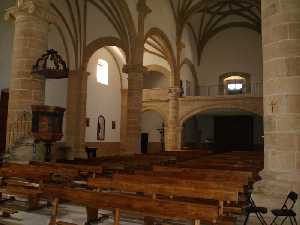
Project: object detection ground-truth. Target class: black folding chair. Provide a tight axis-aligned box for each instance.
[270,191,298,225]
[243,191,268,225]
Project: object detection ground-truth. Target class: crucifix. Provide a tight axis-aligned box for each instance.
[270,100,277,113]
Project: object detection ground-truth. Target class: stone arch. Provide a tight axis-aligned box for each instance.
[180,58,199,94]
[180,105,262,127]
[83,36,127,71]
[145,64,171,78]
[144,64,171,88]
[142,107,168,126]
[104,47,126,90]
[144,27,177,86]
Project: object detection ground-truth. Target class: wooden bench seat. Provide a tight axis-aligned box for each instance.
[0,163,81,210]
[88,175,239,202]
[43,185,221,224]
[0,186,42,209]
[153,165,253,183]
[30,161,103,178]
[135,170,249,189]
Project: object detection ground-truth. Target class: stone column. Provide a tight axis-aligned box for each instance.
[253,0,300,221]
[123,64,145,154]
[165,87,181,151]
[120,89,128,151]
[5,0,52,146]
[65,71,89,159]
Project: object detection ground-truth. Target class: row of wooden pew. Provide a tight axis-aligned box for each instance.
[0,150,264,225]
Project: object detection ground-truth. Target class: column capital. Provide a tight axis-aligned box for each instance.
[4,0,56,23]
[137,0,152,17]
[168,87,182,99]
[122,64,148,74]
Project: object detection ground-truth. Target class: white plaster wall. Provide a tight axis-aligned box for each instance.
[181,28,197,64]
[145,0,177,52]
[0,0,15,90]
[141,111,163,142]
[45,24,70,108]
[143,52,171,71]
[45,79,68,108]
[85,48,122,142]
[86,2,119,44]
[198,28,262,87]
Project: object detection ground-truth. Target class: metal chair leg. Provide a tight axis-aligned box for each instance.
[270,216,278,225]
[280,216,288,225]
[243,212,250,225]
[256,212,268,225]
[293,216,297,225]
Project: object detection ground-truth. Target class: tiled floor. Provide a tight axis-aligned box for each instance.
[0,201,254,225]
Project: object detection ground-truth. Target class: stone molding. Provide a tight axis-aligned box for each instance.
[4,1,56,23]
[122,64,148,74]
[137,0,152,17]
[168,87,182,99]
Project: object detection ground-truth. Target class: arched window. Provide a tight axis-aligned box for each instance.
[219,72,251,95]
[97,59,108,85]
[224,75,245,94]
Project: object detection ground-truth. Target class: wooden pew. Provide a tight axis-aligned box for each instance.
[153,165,253,183]
[134,170,248,190]
[87,173,241,217]
[42,185,226,225]
[29,161,103,178]
[0,163,81,209]
[59,154,178,172]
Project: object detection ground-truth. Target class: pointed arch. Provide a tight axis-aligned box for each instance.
[83,36,127,70]
[180,58,199,95]
[144,27,177,86]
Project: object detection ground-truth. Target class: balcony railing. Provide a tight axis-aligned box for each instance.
[198,82,263,97]
[143,88,169,101]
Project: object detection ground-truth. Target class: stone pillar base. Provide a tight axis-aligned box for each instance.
[251,191,299,224]
[252,170,300,222]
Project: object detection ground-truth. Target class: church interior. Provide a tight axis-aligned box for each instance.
[0,0,299,224]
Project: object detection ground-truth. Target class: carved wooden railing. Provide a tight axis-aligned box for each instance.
[6,111,32,152]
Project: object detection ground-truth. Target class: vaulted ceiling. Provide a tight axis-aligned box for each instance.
[169,0,261,64]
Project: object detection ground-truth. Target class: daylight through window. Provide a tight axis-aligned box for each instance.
[97,59,108,85]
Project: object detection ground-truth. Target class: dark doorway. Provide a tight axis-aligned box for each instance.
[0,90,9,158]
[141,133,149,154]
[215,115,253,151]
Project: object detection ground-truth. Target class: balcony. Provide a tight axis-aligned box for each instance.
[143,88,169,101]
[197,82,263,97]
